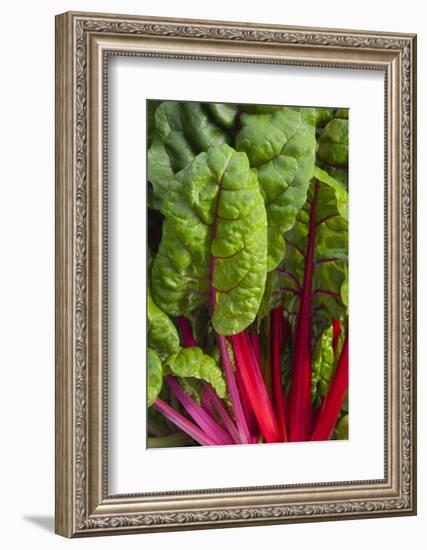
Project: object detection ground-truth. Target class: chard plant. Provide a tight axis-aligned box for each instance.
[147,101,349,447]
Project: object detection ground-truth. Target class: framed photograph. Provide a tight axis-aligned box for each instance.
[55,11,417,537]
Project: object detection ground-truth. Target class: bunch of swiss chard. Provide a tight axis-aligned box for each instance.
[147,101,348,447]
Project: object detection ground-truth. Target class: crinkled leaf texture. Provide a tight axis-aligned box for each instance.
[147,348,163,406]
[280,171,348,334]
[311,325,335,405]
[164,347,226,398]
[235,108,316,271]
[151,143,268,336]
[317,118,349,167]
[147,101,228,209]
[147,290,180,360]
[205,103,238,128]
[313,107,335,127]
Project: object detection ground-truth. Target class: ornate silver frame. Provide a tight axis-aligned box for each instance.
[55,11,417,537]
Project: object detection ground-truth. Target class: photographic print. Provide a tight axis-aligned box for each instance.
[147,101,349,448]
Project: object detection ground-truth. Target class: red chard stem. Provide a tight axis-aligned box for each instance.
[249,332,262,367]
[231,332,280,443]
[236,366,259,436]
[311,337,349,441]
[332,319,341,355]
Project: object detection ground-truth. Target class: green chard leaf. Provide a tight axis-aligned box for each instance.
[240,104,283,114]
[318,163,348,190]
[147,290,180,360]
[334,108,349,119]
[313,166,348,220]
[257,271,274,323]
[334,414,349,440]
[279,170,348,334]
[147,100,162,148]
[235,107,316,271]
[341,391,349,414]
[317,118,349,167]
[311,325,335,406]
[147,102,229,209]
[151,143,268,336]
[205,103,239,128]
[147,348,163,406]
[254,167,349,320]
[164,347,226,398]
[312,107,335,128]
[280,327,294,396]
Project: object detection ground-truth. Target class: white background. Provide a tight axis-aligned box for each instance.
[109,58,384,493]
[0,1,424,548]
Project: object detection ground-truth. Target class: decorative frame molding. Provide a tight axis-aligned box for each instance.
[55,11,417,537]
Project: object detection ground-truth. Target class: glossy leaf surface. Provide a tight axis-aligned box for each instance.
[317,118,349,167]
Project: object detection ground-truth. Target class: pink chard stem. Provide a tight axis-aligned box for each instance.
[332,318,341,355]
[178,315,243,444]
[153,398,217,446]
[202,382,242,444]
[201,387,216,417]
[166,376,233,445]
[217,334,251,444]
[178,316,197,347]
